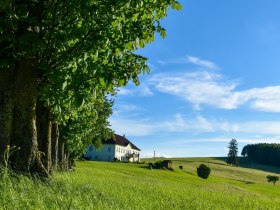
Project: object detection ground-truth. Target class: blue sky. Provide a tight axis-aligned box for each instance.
[110,0,280,158]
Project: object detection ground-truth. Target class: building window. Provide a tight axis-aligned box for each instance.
[89,146,93,151]
[108,147,111,152]
[108,156,111,161]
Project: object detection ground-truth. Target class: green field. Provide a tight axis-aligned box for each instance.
[1,157,280,209]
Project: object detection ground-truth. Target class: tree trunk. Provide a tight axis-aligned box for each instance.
[0,68,14,163]
[8,59,47,176]
[51,123,59,171]
[36,102,52,173]
[0,60,72,175]
[58,139,65,170]
[66,151,70,170]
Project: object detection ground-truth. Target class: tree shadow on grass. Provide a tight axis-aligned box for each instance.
[139,165,150,170]
[214,157,280,174]
[184,171,196,176]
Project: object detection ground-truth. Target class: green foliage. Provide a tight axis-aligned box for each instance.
[267,175,279,186]
[60,95,113,159]
[242,143,280,167]
[1,0,182,165]
[227,139,239,166]
[197,164,211,179]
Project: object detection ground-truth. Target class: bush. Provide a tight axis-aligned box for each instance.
[148,161,164,169]
[197,164,211,179]
[148,161,173,170]
[154,161,164,169]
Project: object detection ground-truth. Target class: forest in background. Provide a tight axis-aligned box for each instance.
[242,143,280,167]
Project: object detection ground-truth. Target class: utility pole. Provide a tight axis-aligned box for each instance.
[153,150,156,162]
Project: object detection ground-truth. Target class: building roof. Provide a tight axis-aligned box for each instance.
[103,134,141,151]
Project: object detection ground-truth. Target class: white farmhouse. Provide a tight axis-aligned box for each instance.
[84,134,141,162]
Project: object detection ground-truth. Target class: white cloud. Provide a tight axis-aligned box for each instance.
[113,104,142,116]
[138,86,153,96]
[157,55,218,70]
[140,151,172,158]
[149,71,280,112]
[110,118,156,136]
[157,57,187,65]
[119,56,280,112]
[237,121,280,135]
[110,114,280,137]
[186,55,218,70]
[149,71,239,110]
[110,114,192,136]
[190,117,280,136]
[117,85,153,97]
[170,137,280,144]
[118,88,133,96]
[247,87,280,112]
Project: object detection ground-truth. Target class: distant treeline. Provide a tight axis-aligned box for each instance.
[241,143,280,167]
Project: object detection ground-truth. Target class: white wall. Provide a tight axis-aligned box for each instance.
[115,144,140,162]
[85,144,115,161]
[84,143,140,162]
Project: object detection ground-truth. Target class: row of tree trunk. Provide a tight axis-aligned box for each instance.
[0,59,71,176]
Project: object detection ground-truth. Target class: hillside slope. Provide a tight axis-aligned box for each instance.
[1,157,280,209]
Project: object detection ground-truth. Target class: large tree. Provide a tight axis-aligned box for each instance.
[267,175,279,186]
[227,139,239,166]
[0,0,181,175]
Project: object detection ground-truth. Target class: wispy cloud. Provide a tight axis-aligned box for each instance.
[118,88,133,96]
[117,85,153,97]
[157,57,187,65]
[162,136,280,145]
[186,55,218,70]
[149,71,280,112]
[110,114,280,137]
[157,55,218,70]
[110,118,155,136]
[139,86,153,96]
[247,87,280,112]
[113,104,142,116]
[140,151,172,158]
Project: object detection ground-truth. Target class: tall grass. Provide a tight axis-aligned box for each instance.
[0,158,280,209]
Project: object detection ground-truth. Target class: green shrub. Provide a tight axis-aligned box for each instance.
[197,164,211,179]
[148,160,173,170]
[148,161,163,169]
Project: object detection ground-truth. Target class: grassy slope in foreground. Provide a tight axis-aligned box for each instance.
[1,157,280,209]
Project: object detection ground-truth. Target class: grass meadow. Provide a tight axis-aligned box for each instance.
[0,157,280,209]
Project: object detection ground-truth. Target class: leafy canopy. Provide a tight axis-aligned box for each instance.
[0,0,182,155]
[266,175,279,186]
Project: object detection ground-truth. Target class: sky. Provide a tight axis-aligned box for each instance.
[109,0,280,158]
